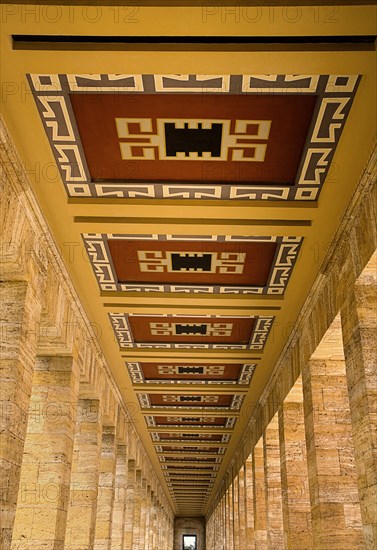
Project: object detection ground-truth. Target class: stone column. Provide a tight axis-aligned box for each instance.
[139,478,147,549]
[65,399,103,550]
[206,514,212,549]
[232,473,240,549]
[238,464,246,543]
[208,508,213,549]
[218,495,223,549]
[223,489,229,549]
[223,494,227,549]
[231,476,240,550]
[226,485,234,550]
[109,444,127,550]
[156,500,161,547]
[144,484,151,550]
[264,413,285,549]
[149,493,156,550]
[11,355,79,549]
[245,455,255,549]
[278,377,313,550]
[93,426,117,550]
[253,440,267,548]
[302,357,364,549]
[131,470,142,550]
[123,459,136,550]
[0,278,44,548]
[214,500,220,550]
[160,506,166,548]
[341,258,377,548]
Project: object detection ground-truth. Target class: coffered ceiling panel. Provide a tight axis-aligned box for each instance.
[126,362,256,385]
[138,393,244,410]
[83,234,302,294]
[28,72,360,201]
[110,313,273,349]
[147,416,236,431]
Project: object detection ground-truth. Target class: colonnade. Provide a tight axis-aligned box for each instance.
[0,117,174,549]
[207,146,377,550]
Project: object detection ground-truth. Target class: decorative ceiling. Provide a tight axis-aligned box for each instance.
[28,72,359,200]
[1,2,376,518]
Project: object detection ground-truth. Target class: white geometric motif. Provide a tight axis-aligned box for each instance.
[137,251,246,274]
[149,322,233,337]
[116,118,271,162]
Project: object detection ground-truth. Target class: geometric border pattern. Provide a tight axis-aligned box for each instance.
[150,433,231,444]
[109,313,274,350]
[126,362,257,385]
[83,234,302,295]
[28,73,360,201]
[144,416,237,430]
[156,446,226,456]
[137,393,244,411]
[158,455,223,464]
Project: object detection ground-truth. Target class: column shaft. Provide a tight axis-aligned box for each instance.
[233,473,240,549]
[144,485,151,550]
[110,444,127,550]
[238,465,246,543]
[279,378,313,550]
[245,456,255,549]
[0,280,42,548]
[139,478,147,549]
[65,399,102,550]
[11,355,79,549]
[264,413,285,549]
[131,470,142,550]
[303,357,364,549]
[341,267,377,548]
[253,442,267,548]
[123,460,135,549]
[93,427,117,550]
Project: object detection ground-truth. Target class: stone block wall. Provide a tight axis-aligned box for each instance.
[206,145,377,549]
[0,115,175,549]
[174,517,206,550]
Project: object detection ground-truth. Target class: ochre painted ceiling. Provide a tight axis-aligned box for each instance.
[1,1,376,517]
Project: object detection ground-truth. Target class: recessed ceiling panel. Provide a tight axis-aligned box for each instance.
[161,436,224,443]
[84,234,302,295]
[127,362,256,385]
[147,416,236,428]
[28,73,360,201]
[159,456,218,464]
[155,433,225,442]
[157,446,224,454]
[138,393,244,410]
[110,313,273,349]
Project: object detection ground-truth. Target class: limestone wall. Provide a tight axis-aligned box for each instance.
[206,144,377,549]
[0,115,174,549]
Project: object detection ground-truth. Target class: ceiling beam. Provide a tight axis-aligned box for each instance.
[154,441,226,448]
[148,426,232,434]
[156,452,222,459]
[141,408,240,417]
